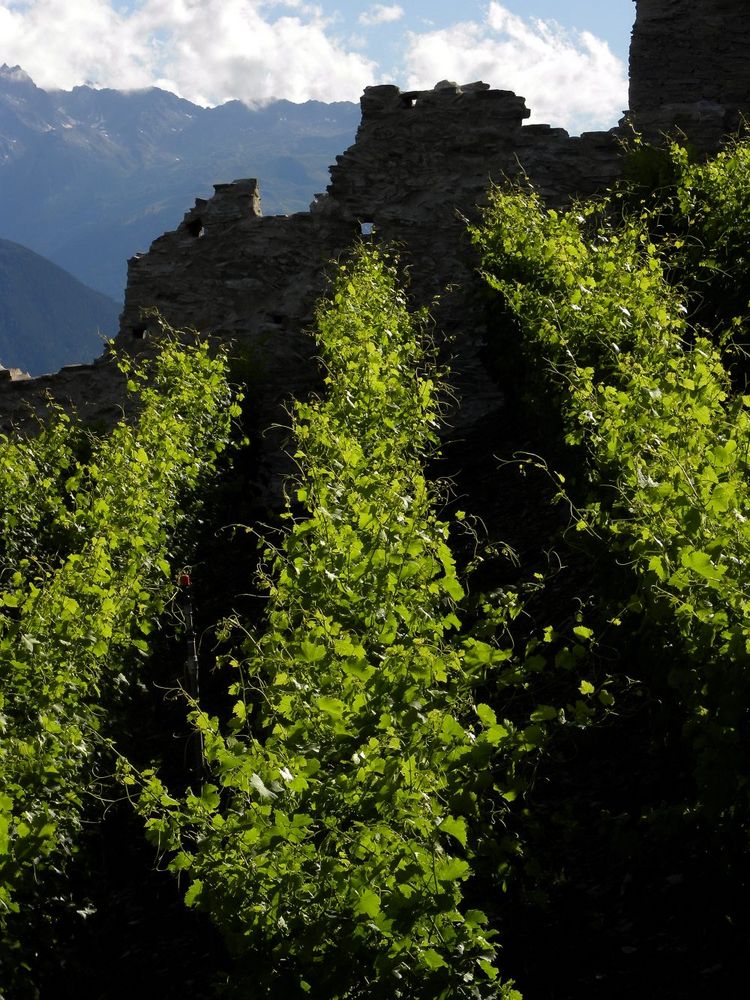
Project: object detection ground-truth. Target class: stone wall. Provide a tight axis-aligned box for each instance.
[0,355,128,430]
[629,0,750,149]
[113,81,621,449]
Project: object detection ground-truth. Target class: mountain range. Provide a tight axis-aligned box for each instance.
[0,65,360,303]
[0,237,120,375]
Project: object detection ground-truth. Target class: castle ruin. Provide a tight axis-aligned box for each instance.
[1,0,748,440]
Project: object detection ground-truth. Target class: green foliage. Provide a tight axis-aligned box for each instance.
[0,411,83,572]
[4,131,750,997]
[133,248,530,999]
[471,145,750,820]
[668,140,750,350]
[621,140,684,195]
[621,138,750,358]
[0,336,236,983]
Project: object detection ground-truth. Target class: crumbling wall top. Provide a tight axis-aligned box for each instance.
[359,80,530,124]
[177,178,262,240]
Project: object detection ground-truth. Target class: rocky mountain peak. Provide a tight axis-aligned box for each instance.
[0,64,34,86]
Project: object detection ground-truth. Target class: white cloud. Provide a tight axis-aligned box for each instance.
[0,0,152,91]
[359,4,403,28]
[0,0,376,104]
[404,1,627,134]
[0,0,627,130]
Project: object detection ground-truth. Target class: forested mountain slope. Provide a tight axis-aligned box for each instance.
[0,238,120,374]
[0,64,359,300]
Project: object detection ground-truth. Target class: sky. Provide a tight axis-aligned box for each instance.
[0,1,636,133]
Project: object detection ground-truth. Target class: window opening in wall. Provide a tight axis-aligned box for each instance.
[360,221,374,237]
[132,324,148,340]
[186,218,205,238]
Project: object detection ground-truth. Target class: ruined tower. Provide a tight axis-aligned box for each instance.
[629,0,750,148]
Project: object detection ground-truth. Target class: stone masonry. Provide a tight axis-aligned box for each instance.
[629,0,750,149]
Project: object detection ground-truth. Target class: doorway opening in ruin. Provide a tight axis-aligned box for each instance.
[131,324,148,340]
[186,218,205,238]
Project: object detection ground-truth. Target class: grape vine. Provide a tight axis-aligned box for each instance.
[0,335,237,986]
[131,248,550,999]
[471,140,750,821]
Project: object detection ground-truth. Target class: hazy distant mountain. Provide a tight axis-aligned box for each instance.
[0,238,120,375]
[0,65,360,300]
